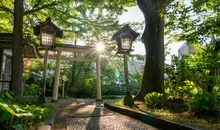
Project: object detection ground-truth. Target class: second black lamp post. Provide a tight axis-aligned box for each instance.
[112,24,139,106]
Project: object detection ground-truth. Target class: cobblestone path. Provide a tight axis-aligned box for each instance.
[52,100,157,130]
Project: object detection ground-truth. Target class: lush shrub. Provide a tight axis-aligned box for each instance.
[67,85,96,98]
[24,83,40,96]
[0,91,54,129]
[188,92,220,114]
[165,55,200,100]
[144,92,167,109]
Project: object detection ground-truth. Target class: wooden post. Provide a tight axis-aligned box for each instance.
[61,75,67,99]
[96,53,101,101]
[123,53,131,96]
[52,51,62,101]
[38,49,49,104]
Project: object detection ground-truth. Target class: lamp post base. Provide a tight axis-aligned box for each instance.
[123,94,134,106]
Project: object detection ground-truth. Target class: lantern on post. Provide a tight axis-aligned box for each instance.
[112,24,139,106]
[33,18,63,104]
[112,24,139,54]
[34,18,63,48]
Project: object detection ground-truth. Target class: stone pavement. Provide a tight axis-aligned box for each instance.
[52,99,157,130]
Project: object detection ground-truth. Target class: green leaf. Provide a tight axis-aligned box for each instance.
[0,103,15,116]
[11,124,28,130]
[29,105,36,110]
[2,112,12,120]
[6,92,13,99]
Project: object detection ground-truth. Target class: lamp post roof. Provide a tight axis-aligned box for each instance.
[33,18,63,38]
[112,24,140,41]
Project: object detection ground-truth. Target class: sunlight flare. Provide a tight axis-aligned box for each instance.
[96,42,105,52]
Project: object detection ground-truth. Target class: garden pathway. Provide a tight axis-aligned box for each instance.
[51,99,157,130]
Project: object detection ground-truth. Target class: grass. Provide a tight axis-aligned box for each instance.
[106,99,220,130]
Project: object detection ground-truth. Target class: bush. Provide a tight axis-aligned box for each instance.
[24,83,40,96]
[0,91,54,129]
[188,92,220,114]
[144,92,166,109]
[67,85,96,98]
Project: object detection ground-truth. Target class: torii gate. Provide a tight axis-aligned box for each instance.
[0,33,108,101]
[49,44,106,101]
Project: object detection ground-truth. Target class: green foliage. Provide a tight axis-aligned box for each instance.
[65,58,143,98]
[129,71,142,95]
[0,0,136,46]
[11,124,28,130]
[165,0,220,44]
[188,44,220,92]
[67,68,96,98]
[24,84,40,96]
[0,91,53,129]
[24,59,55,81]
[144,92,167,109]
[188,92,220,114]
[68,85,96,98]
[0,90,15,103]
[101,57,143,96]
[165,55,199,100]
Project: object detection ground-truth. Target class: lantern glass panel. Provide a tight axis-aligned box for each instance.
[121,35,132,50]
[41,30,55,47]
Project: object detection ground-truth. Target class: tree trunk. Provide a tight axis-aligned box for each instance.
[135,0,165,101]
[12,0,24,96]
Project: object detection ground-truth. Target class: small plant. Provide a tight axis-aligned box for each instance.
[188,92,220,115]
[144,92,166,109]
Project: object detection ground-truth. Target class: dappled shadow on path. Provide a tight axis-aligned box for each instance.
[59,101,95,117]
[85,102,101,130]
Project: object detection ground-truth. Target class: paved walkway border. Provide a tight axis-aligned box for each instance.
[104,103,203,130]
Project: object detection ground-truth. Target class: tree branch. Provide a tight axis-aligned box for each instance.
[24,1,61,15]
[33,0,41,9]
[0,6,14,14]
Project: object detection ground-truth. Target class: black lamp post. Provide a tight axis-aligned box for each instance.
[112,24,139,106]
[33,18,63,104]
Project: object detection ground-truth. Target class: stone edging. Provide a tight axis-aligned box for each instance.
[104,103,202,130]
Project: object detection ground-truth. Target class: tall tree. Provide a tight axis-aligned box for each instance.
[12,0,24,96]
[135,0,174,101]
[165,0,220,44]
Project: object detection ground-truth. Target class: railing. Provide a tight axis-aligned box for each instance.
[0,80,11,91]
